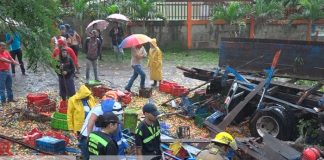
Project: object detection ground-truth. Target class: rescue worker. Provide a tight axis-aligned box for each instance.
[79,91,128,160]
[135,103,161,160]
[88,112,119,159]
[67,85,97,133]
[196,132,238,160]
[300,147,322,160]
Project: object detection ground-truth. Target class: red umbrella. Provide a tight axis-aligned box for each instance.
[118,34,152,48]
[106,13,130,22]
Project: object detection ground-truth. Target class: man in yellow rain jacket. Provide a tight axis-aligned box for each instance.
[148,38,163,87]
[67,85,97,133]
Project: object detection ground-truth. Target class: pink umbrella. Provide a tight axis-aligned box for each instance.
[86,19,109,33]
[106,13,130,22]
[118,34,152,48]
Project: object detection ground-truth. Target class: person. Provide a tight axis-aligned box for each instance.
[92,23,103,60]
[52,39,79,72]
[87,112,119,158]
[300,147,322,160]
[125,44,147,92]
[67,85,97,133]
[79,91,128,160]
[314,95,324,112]
[135,103,161,160]
[148,38,163,87]
[0,42,19,105]
[56,48,76,100]
[109,22,124,61]
[50,25,67,49]
[5,32,26,76]
[84,30,101,83]
[196,132,238,160]
[65,24,82,57]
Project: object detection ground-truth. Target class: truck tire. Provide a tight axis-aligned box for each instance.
[250,105,295,140]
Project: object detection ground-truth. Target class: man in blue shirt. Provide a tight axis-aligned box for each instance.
[5,32,26,76]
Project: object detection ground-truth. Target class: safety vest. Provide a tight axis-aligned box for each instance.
[88,132,110,155]
[136,124,161,144]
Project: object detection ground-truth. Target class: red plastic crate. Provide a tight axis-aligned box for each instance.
[172,86,188,97]
[92,86,111,98]
[121,92,132,105]
[58,100,68,114]
[159,81,177,94]
[0,139,13,156]
[27,93,48,106]
[44,131,70,145]
[23,128,43,147]
[33,100,56,113]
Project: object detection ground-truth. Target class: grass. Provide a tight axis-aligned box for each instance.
[79,48,219,67]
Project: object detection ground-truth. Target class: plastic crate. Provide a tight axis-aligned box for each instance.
[171,85,188,97]
[58,100,68,114]
[124,109,138,133]
[121,92,132,105]
[27,93,48,106]
[36,136,66,153]
[51,112,68,130]
[44,131,70,145]
[32,100,56,113]
[23,128,43,147]
[92,85,111,98]
[139,88,152,98]
[0,139,13,156]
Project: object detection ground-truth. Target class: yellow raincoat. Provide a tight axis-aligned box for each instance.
[148,38,163,81]
[67,85,97,132]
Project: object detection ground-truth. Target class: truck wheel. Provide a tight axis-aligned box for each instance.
[250,105,295,140]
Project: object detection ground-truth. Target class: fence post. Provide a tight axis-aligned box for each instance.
[249,17,255,39]
[187,0,192,49]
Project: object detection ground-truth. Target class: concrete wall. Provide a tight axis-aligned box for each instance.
[64,17,314,49]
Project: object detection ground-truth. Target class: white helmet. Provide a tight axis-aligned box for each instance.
[113,102,123,115]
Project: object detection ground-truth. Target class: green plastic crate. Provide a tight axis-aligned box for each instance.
[51,112,68,130]
[124,109,138,133]
[52,112,67,120]
[194,113,209,128]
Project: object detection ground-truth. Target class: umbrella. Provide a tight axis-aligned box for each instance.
[106,13,130,22]
[118,34,152,48]
[86,19,109,33]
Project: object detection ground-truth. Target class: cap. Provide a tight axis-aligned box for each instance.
[143,103,160,117]
[102,112,119,124]
[101,99,114,113]
[57,39,65,46]
[59,25,66,30]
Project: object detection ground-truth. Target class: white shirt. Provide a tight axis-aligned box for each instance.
[80,102,122,137]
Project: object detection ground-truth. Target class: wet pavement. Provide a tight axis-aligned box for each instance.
[12,56,215,98]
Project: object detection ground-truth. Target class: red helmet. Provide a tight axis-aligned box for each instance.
[301,147,321,160]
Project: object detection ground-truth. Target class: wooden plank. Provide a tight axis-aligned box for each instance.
[217,80,267,130]
[262,133,301,160]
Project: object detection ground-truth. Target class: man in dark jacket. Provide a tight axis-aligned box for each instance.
[109,22,124,61]
[84,30,101,83]
[57,48,75,100]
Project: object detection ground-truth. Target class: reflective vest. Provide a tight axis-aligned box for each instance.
[136,123,161,144]
[88,132,111,155]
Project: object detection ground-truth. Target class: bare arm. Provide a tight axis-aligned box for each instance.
[136,147,143,160]
[86,113,98,136]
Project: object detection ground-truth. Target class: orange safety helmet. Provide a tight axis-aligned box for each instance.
[301,147,321,160]
[102,90,118,101]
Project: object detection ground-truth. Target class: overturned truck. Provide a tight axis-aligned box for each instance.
[180,38,324,143]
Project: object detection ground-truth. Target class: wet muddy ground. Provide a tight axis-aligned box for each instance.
[12,51,216,98]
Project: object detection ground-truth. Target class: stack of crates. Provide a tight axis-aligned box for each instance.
[36,136,65,154]
[0,139,13,156]
[51,112,68,130]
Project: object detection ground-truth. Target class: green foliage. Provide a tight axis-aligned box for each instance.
[104,4,119,15]
[297,119,319,143]
[211,2,248,25]
[250,0,284,23]
[122,0,164,21]
[289,0,324,20]
[0,0,61,70]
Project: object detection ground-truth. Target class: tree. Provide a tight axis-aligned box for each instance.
[289,0,324,41]
[211,2,249,37]
[121,0,165,33]
[0,0,61,70]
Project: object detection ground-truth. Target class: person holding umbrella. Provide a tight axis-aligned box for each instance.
[124,44,147,92]
[109,22,124,61]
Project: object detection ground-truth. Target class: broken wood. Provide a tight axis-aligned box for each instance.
[217,80,267,130]
[297,82,323,105]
